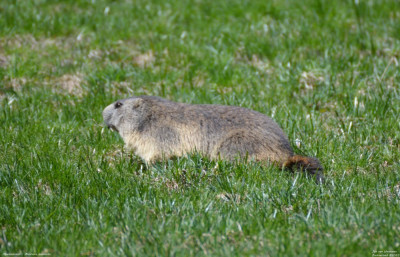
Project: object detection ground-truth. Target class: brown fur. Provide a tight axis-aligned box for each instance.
[103,96,324,182]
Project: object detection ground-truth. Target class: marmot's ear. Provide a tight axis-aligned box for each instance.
[132,98,144,109]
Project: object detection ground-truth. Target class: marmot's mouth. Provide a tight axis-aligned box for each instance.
[108,125,119,133]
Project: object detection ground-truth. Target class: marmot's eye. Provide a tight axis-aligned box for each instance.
[115,102,123,108]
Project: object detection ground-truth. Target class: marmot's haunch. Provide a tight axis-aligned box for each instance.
[103,96,324,183]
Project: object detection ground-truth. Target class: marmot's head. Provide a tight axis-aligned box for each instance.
[102,97,146,136]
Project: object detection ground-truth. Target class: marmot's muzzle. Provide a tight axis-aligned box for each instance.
[108,124,119,133]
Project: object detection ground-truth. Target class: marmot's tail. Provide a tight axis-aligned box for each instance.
[283,155,324,184]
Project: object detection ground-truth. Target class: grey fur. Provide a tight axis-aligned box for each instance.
[102,95,295,164]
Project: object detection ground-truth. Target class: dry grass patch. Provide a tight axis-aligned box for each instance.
[35,179,52,196]
[0,53,9,68]
[2,77,27,92]
[52,73,86,97]
[299,71,325,90]
[152,177,180,191]
[0,34,93,55]
[103,148,129,165]
[216,193,242,203]
[235,47,274,74]
[191,75,206,88]
[110,81,133,95]
[88,49,103,60]
[133,50,155,68]
[0,77,27,101]
[248,54,273,73]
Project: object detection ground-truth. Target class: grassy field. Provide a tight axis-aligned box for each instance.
[1,0,399,256]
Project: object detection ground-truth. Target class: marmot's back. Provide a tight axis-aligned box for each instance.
[103,96,324,183]
[175,103,293,161]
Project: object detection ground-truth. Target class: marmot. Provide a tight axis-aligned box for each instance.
[103,96,324,182]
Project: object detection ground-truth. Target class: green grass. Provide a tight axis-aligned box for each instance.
[1,0,399,256]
